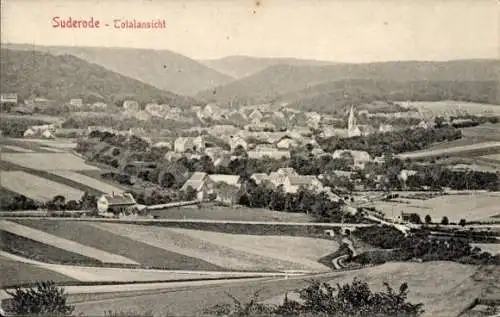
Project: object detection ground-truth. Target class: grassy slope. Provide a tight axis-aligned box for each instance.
[90,222,323,272]
[0,48,198,107]
[0,256,77,288]
[13,219,225,271]
[0,230,101,266]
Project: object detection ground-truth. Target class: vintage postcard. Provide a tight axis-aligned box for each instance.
[0,0,499,316]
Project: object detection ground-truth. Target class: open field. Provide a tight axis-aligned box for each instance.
[69,262,499,317]
[0,153,99,171]
[0,230,102,266]
[151,205,314,222]
[471,243,500,255]
[0,255,77,288]
[0,171,84,201]
[13,219,226,271]
[403,101,500,116]
[0,251,276,289]
[49,170,123,194]
[462,123,500,142]
[166,227,334,271]
[0,114,62,123]
[266,262,498,317]
[396,141,500,160]
[20,138,78,149]
[0,145,35,153]
[480,153,500,165]
[0,220,139,265]
[373,192,500,223]
[92,222,332,272]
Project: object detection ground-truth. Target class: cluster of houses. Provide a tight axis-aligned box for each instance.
[179,168,341,205]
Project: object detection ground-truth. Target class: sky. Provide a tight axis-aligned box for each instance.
[1,0,498,62]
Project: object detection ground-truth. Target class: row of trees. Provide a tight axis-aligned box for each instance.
[352,226,500,265]
[0,193,97,212]
[318,126,462,157]
[235,180,350,222]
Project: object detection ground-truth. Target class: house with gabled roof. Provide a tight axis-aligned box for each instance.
[248,109,264,121]
[181,172,213,201]
[97,193,136,215]
[283,175,323,194]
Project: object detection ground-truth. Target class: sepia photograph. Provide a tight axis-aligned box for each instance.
[0,0,499,316]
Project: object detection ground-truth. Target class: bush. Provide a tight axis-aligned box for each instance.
[204,279,424,317]
[5,281,74,316]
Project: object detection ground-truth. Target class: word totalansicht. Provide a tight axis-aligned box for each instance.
[51,17,167,29]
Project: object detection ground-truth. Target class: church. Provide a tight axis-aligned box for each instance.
[347,106,375,137]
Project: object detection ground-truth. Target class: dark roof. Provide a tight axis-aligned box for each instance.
[102,193,136,206]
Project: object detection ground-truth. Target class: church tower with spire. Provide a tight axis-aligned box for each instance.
[347,105,361,137]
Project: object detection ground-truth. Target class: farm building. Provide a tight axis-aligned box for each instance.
[181,172,213,201]
[332,150,371,169]
[97,193,137,215]
[69,98,83,107]
[282,175,323,194]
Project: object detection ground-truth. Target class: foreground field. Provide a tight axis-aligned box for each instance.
[12,219,334,272]
[0,251,276,289]
[266,262,499,317]
[12,219,226,271]
[373,192,500,223]
[1,153,99,171]
[0,170,84,201]
[0,220,138,266]
[93,223,333,272]
[69,262,499,317]
[0,254,77,288]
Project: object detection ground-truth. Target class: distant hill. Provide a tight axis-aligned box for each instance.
[0,49,200,107]
[283,79,500,114]
[200,55,338,78]
[196,60,500,107]
[4,43,234,96]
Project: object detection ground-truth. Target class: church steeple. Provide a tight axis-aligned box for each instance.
[347,105,361,137]
[348,105,356,130]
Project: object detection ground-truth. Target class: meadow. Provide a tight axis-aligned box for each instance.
[151,205,314,223]
[12,219,334,272]
[0,254,77,288]
[49,170,124,194]
[265,262,497,317]
[0,220,139,265]
[0,171,84,201]
[1,153,99,171]
[12,219,226,271]
[372,192,500,223]
[403,101,500,116]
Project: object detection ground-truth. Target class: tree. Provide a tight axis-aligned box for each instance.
[441,216,450,225]
[459,218,467,227]
[424,214,432,225]
[5,281,74,316]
